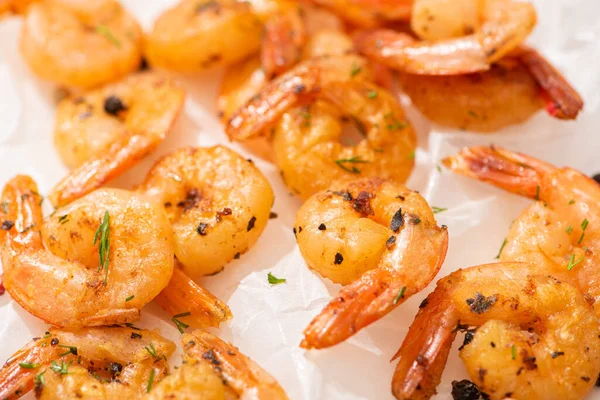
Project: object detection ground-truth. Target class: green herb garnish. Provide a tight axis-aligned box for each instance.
[334,156,370,174]
[19,362,39,369]
[579,218,589,244]
[93,211,110,284]
[367,90,378,99]
[57,345,77,357]
[50,361,71,375]
[350,63,362,77]
[535,186,540,200]
[172,312,191,334]
[511,345,516,360]
[147,369,155,393]
[496,238,507,259]
[567,254,585,271]
[566,225,573,234]
[393,286,406,305]
[58,214,69,224]
[267,272,286,285]
[432,207,447,214]
[96,24,121,47]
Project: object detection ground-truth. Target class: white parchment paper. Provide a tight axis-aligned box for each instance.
[1,1,600,398]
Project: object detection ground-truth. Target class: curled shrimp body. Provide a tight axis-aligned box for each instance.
[20,0,143,89]
[308,0,412,28]
[274,81,416,199]
[391,263,600,400]
[443,146,600,316]
[136,146,274,278]
[177,330,289,399]
[226,55,415,199]
[49,72,186,208]
[0,175,174,327]
[297,177,448,349]
[0,327,175,399]
[354,0,536,75]
[145,0,263,72]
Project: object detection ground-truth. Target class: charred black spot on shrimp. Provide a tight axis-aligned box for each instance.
[178,188,203,212]
[451,379,488,400]
[466,293,497,314]
[332,191,352,201]
[351,191,375,216]
[390,208,404,232]
[247,216,257,231]
[202,349,222,365]
[196,222,208,236]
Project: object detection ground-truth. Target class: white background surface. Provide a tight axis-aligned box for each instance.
[1,0,600,398]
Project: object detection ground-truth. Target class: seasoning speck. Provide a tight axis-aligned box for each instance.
[466,293,497,314]
[318,223,326,231]
[390,208,404,232]
[247,216,256,231]
[196,222,208,236]
[1,220,14,230]
[334,253,344,265]
[104,95,126,115]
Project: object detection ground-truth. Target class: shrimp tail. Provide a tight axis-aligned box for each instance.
[517,46,584,119]
[0,338,56,400]
[183,330,289,399]
[0,175,43,249]
[301,223,448,349]
[49,132,166,208]
[226,64,320,141]
[261,9,306,79]
[391,289,458,400]
[442,145,556,199]
[154,267,232,329]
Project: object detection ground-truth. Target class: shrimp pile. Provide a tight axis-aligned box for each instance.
[0,326,175,399]
[353,0,584,129]
[296,177,448,348]
[20,0,143,89]
[391,263,600,400]
[444,145,600,315]
[1,175,175,327]
[50,72,186,208]
[136,145,275,278]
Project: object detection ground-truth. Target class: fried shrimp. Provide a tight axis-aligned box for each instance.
[178,330,289,399]
[0,175,174,327]
[354,0,537,75]
[443,146,600,316]
[297,177,448,349]
[20,0,142,89]
[136,146,274,278]
[49,72,186,208]
[261,5,306,78]
[391,263,600,400]
[145,0,262,72]
[0,327,175,399]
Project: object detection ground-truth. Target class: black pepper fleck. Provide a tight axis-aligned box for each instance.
[247,216,256,231]
[466,293,497,314]
[1,220,14,230]
[202,349,222,365]
[551,351,564,359]
[419,298,429,309]
[196,222,208,236]
[50,338,59,346]
[390,208,404,232]
[334,253,344,265]
[386,236,396,249]
[318,223,326,231]
[131,332,142,339]
[451,379,487,400]
[104,95,126,115]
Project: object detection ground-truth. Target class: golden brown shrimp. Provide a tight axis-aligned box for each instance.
[49,72,186,208]
[179,330,289,399]
[145,0,262,72]
[354,0,536,75]
[145,363,226,400]
[273,80,416,199]
[443,145,600,317]
[0,326,175,399]
[20,0,142,89]
[391,262,600,400]
[397,61,544,132]
[0,175,174,327]
[297,177,448,349]
[136,146,274,278]
[398,48,583,128]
